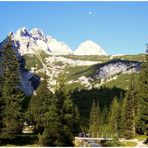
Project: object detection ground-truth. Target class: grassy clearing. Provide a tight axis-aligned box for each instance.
[102,73,140,90]
[63,55,110,62]
[66,82,85,91]
[134,135,147,141]
[112,54,145,62]
[120,141,137,147]
[63,54,145,62]
[65,65,94,81]
[23,50,48,70]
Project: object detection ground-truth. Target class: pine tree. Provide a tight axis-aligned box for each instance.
[122,75,136,139]
[71,105,81,136]
[43,72,80,146]
[55,73,79,146]
[96,101,102,137]
[132,77,140,135]
[0,73,4,133]
[89,100,98,137]
[137,50,148,137]
[1,36,25,135]
[109,96,119,137]
[117,93,125,137]
[100,105,110,138]
[27,77,53,134]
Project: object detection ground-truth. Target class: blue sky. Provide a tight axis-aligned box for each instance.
[0,1,148,55]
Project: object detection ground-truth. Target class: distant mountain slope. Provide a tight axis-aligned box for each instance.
[0,28,144,95]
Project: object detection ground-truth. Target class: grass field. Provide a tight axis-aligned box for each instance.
[120,141,137,147]
[134,134,147,141]
[102,73,140,90]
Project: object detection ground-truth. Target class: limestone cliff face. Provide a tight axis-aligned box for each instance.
[94,59,141,80]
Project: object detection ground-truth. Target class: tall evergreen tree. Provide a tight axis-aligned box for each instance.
[96,101,102,136]
[71,105,81,136]
[1,36,25,135]
[137,50,148,137]
[27,77,53,134]
[120,95,127,138]
[122,75,136,139]
[100,105,110,138]
[109,96,119,137]
[117,93,125,137]
[89,100,98,137]
[0,72,4,133]
[42,72,80,146]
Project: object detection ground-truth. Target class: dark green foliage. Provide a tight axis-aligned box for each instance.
[117,94,124,137]
[51,73,80,146]
[0,37,25,135]
[72,105,81,135]
[121,75,136,139]
[89,100,98,137]
[103,135,121,147]
[26,78,53,134]
[70,86,125,130]
[137,53,148,137]
[0,134,38,146]
[37,73,80,146]
[99,105,110,137]
[0,74,4,133]
[109,96,119,136]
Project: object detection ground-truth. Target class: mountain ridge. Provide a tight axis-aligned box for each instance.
[0,28,143,95]
[0,27,108,56]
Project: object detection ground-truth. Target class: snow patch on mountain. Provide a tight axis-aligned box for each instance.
[74,40,108,56]
[47,37,72,55]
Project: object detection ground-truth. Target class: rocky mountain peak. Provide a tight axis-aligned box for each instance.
[15,27,30,38]
[30,28,46,41]
[0,27,109,56]
[74,40,108,56]
[0,27,73,55]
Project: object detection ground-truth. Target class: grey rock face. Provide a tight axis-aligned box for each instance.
[94,59,141,80]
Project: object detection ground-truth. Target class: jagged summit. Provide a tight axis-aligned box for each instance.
[30,28,46,41]
[0,27,108,56]
[0,27,72,56]
[15,27,30,38]
[74,40,108,56]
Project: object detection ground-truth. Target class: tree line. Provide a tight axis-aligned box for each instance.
[89,51,148,141]
[0,37,80,146]
[0,37,147,146]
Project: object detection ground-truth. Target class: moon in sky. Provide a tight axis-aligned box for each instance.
[88,11,93,15]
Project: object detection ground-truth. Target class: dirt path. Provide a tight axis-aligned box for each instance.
[135,140,147,147]
[120,138,147,147]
